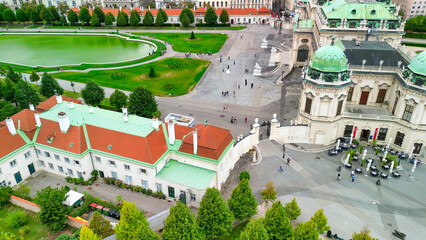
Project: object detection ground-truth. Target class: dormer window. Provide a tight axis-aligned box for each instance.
[371,10,376,15]
[351,9,356,14]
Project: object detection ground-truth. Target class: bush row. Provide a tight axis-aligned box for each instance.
[68,193,121,217]
[196,23,231,27]
[103,177,166,199]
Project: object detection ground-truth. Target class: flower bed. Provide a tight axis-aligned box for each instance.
[103,177,166,199]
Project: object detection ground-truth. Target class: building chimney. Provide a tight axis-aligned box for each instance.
[56,94,63,104]
[122,107,128,116]
[5,117,17,135]
[123,113,128,122]
[29,103,35,111]
[167,118,175,145]
[67,101,74,109]
[193,129,198,155]
[89,105,94,113]
[152,117,159,129]
[34,113,42,127]
[57,112,70,132]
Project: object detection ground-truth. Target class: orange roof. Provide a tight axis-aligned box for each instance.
[179,124,233,160]
[36,95,81,113]
[86,124,168,164]
[195,7,206,13]
[0,109,37,133]
[0,126,28,159]
[35,119,88,154]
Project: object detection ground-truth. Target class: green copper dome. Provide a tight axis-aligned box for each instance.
[408,51,426,76]
[310,40,348,73]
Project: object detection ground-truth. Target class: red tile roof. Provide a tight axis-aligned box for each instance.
[36,95,81,113]
[35,119,88,154]
[0,126,27,159]
[0,109,37,133]
[86,124,168,164]
[142,8,187,16]
[195,7,206,14]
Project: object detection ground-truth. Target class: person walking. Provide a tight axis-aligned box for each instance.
[251,83,254,89]
[282,152,285,159]
[287,157,291,165]
[282,144,286,152]
[352,175,355,182]
[245,117,247,123]
[337,173,341,182]
[279,165,283,172]
[245,79,247,86]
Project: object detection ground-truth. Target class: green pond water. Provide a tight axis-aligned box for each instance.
[0,34,156,67]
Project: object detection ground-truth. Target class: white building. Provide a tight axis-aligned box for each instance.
[0,95,260,207]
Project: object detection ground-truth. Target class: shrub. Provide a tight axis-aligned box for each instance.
[372,140,377,147]
[0,186,13,207]
[55,234,70,240]
[146,189,153,196]
[13,184,31,201]
[239,171,250,181]
[6,210,29,228]
[91,170,98,178]
[115,179,123,187]
[19,225,31,235]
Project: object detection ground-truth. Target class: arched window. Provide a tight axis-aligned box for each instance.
[297,45,309,62]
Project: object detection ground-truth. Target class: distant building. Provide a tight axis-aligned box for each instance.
[393,0,426,18]
[2,0,102,10]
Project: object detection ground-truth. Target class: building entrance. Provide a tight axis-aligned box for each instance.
[360,129,370,141]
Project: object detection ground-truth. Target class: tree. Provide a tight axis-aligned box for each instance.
[204,6,218,25]
[35,4,46,21]
[197,188,233,239]
[264,201,292,240]
[27,6,38,23]
[219,9,229,24]
[190,31,196,39]
[181,13,190,28]
[48,5,60,21]
[180,8,194,24]
[128,86,157,118]
[81,80,105,106]
[6,66,22,83]
[80,225,102,240]
[239,171,250,181]
[162,201,201,240]
[105,12,114,26]
[79,7,91,24]
[154,12,164,26]
[284,197,301,220]
[34,186,68,233]
[148,66,157,77]
[239,218,269,240]
[40,8,54,23]
[228,178,257,221]
[0,3,7,21]
[109,89,128,111]
[15,80,40,109]
[57,2,69,17]
[30,71,40,84]
[121,11,129,23]
[292,220,320,240]
[40,72,63,97]
[352,226,379,240]
[116,12,127,26]
[0,100,20,122]
[91,13,100,26]
[0,186,13,208]
[3,8,15,23]
[67,9,78,24]
[142,10,154,25]
[16,9,29,23]
[130,10,140,26]
[1,79,16,103]
[93,7,105,23]
[89,212,114,238]
[158,8,168,22]
[310,208,330,234]
[114,200,160,240]
[261,181,277,201]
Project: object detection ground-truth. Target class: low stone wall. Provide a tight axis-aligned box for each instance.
[66,215,89,228]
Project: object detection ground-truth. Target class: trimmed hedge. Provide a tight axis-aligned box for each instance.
[402,41,426,48]
[404,32,426,39]
[68,194,121,217]
[196,23,231,27]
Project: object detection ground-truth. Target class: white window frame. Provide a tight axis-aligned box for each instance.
[44,151,51,158]
[58,165,64,173]
[68,168,74,177]
[55,154,60,161]
[95,156,101,163]
[124,164,130,171]
[10,159,17,168]
[64,157,70,163]
[140,168,147,175]
[156,183,162,192]
[48,163,54,170]
[24,151,31,159]
[73,160,81,167]
[141,180,148,189]
[125,175,133,185]
[111,171,118,179]
[109,160,116,167]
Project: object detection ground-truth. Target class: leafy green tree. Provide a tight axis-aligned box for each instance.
[0,231,23,240]
[81,80,105,106]
[142,10,154,25]
[239,171,250,181]
[15,80,40,109]
[67,9,78,24]
[181,13,190,28]
[154,12,164,26]
[122,11,129,23]
[27,6,38,23]
[162,201,201,240]
[35,4,46,21]
[48,5,60,21]
[5,210,28,228]
[6,66,22,83]
[80,225,102,240]
[264,201,292,240]
[114,200,160,240]
[128,86,157,118]
[180,8,194,24]
[1,79,16,103]
[109,89,128,111]
[16,9,29,23]
[261,181,277,201]
[204,6,218,25]
[40,8,54,23]
[0,186,13,208]
[3,8,15,23]
[0,3,7,21]
[116,12,127,26]
[310,208,330,234]
[0,66,6,77]
[40,72,63,97]
[352,226,379,240]
[148,66,157,77]
[0,100,20,122]
[29,71,40,84]
[105,12,114,26]
[197,188,233,239]
[239,218,269,240]
[130,10,140,26]
[190,31,196,39]
[34,186,68,233]
[79,7,91,24]
[89,212,114,238]
[284,197,301,220]
[292,220,320,240]
[93,7,105,23]
[91,13,100,26]
[57,2,69,17]
[219,9,229,24]
[405,15,426,32]
[228,178,257,221]
[158,8,168,22]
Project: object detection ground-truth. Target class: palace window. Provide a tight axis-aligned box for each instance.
[24,151,31,159]
[347,87,354,101]
[343,125,353,137]
[10,159,17,168]
[336,100,344,116]
[394,132,405,146]
[376,89,387,103]
[142,180,148,189]
[58,166,64,173]
[305,97,312,114]
[377,128,388,141]
[402,104,414,122]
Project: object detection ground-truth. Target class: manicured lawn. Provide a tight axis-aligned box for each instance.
[221,221,248,240]
[0,205,48,239]
[132,32,228,53]
[402,41,426,48]
[51,58,210,96]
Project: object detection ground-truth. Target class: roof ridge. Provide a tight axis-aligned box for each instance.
[144,137,153,163]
